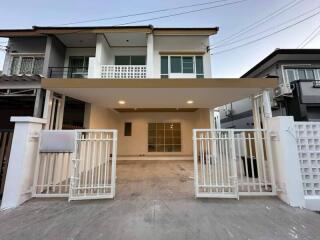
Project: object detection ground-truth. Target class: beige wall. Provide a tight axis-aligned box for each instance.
[84,103,120,129]
[195,108,211,129]
[84,107,210,157]
[117,112,195,156]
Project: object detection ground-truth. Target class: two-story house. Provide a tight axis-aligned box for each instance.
[219,49,320,128]
[0,25,281,206]
[0,25,276,161]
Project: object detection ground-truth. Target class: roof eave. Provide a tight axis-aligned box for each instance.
[0,25,219,37]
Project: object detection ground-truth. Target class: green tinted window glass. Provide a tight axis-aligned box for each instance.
[170,56,182,73]
[182,57,193,73]
[115,56,130,65]
[161,56,168,75]
[196,56,204,78]
[131,56,146,65]
[196,56,204,74]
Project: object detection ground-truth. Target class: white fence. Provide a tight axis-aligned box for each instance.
[295,122,320,199]
[101,65,147,79]
[33,152,72,197]
[32,129,118,201]
[69,130,117,200]
[193,129,276,198]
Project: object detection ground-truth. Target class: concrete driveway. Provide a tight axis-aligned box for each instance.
[0,160,319,240]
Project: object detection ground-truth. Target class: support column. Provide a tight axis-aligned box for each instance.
[43,90,53,130]
[252,90,272,129]
[146,33,154,78]
[209,108,221,129]
[267,116,305,208]
[43,90,65,130]
[262,90,272,119]
[1,117,46,210]
[33,89,44,118]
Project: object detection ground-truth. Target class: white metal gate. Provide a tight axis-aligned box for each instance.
[69,130,117,201]
[193,129,276,198]
[33,129,118,201]
[193,130,238,198]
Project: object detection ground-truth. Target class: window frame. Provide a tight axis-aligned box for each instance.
[148,122,182,153]
[282,65,320,85]
[9,54,45,75]
[67,56,91,78]
[114,55,146,65]
[161,55,204,78]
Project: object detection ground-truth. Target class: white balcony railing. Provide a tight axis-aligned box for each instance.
[101,65,147,79]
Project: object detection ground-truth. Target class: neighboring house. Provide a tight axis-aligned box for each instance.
[219,49,320,128]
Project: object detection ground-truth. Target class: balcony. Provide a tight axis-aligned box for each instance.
[48,67,88,78]
[101,65,147,79]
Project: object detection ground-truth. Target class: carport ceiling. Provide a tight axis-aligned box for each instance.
[56,33,97,47]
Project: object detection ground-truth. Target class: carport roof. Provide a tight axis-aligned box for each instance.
[41,78,277,109]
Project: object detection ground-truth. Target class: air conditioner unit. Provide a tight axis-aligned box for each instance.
[274,84,292,98]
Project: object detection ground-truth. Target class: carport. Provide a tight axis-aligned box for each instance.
[1,77,280,208]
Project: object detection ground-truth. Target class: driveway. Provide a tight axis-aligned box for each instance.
[0,160,319,240]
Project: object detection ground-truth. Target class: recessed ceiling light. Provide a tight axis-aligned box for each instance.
[187,100,194,104]
[118,100,126,105]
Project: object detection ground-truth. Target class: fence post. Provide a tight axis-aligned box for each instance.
[265,129,276,195]
[193,129,199,197]
[111,130,118,198]
[230,130,239,199]
[267,116,305,208]
[1,117,46,210]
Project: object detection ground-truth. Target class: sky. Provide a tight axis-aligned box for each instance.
[0,0,319,77]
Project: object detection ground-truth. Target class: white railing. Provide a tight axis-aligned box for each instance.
[101,65,147,79]
[193,129,276,198]
[295,122,320,198]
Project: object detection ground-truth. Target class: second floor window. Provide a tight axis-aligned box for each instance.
[115,56,146,65]
[161,56,204,78]
[10,55,44,75]
[284,67,320,83]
